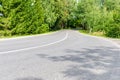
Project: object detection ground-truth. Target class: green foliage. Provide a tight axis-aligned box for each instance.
[105,24,120,38]
[69,0,120,38]
[0,0,75,37]
[0,30,11,36]
[35,24,49,34]
[0,0,120,38]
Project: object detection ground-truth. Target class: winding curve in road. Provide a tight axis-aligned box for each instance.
[0,30,120,80]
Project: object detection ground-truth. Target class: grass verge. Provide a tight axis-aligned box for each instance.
[0,30,57,39]
[79,30,120,39]
[79,30,105,36]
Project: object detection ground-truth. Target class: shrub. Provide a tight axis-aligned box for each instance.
[105,24,120,38]
[35,24,49,34]
[0,30,11,37]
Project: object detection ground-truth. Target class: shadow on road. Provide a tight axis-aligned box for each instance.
[37,46,120,80]
[16,77,44,80]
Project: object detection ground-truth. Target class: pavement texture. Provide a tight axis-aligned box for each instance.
[0,30,120,80]
[110,39,120,45]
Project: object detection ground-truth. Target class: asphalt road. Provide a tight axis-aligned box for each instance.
[0,30,120,80]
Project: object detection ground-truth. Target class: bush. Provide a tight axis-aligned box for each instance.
[105,24,120,38]
[11,24,26,35]
[35,24,49,34]
[0,30,11,37]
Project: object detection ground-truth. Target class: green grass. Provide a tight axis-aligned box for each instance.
[0,30,56,39]
[79,30,107,38]
[79,30,120,39]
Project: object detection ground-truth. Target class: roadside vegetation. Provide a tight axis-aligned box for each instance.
[0,0,120,38]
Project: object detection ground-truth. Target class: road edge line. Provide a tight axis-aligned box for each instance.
[0,32,68,54]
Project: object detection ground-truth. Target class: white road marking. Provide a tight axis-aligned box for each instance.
[0,31,57,41]
[0,32,68,54]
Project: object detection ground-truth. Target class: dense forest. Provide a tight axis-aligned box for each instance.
[0,0,120,38]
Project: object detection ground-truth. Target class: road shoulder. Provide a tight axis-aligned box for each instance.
[78,31,120,48]
[109,39,120,45]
